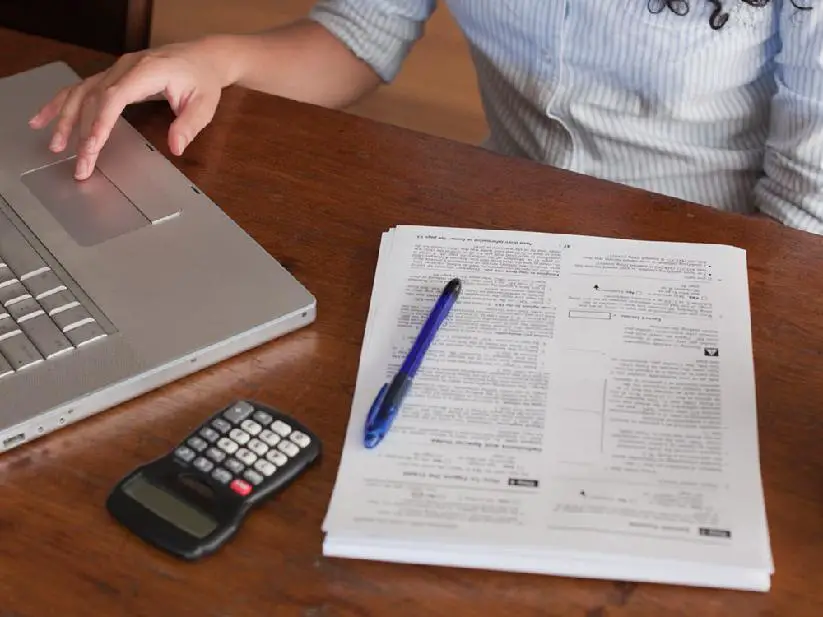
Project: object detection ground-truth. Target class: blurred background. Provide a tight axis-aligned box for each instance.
[153,0,487,145]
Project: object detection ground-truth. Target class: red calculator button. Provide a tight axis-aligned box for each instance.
[230,479,252,496]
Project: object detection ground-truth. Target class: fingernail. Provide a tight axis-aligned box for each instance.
[175,135,187,155]
[50,133,64,151]
[75,159,91,179]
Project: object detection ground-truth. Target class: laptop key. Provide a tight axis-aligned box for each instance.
[0,265,15,288]
[0,282,30,307]
[7,297,43,322]
[22,269,65,299]
[0,212,48,280]
[0,352,12,378]
[0,318,20,341]
[52,304,93,331]
[65,320,106,347]
[0,332,43,370]
[19,314,73,359]
[39,290,78,316]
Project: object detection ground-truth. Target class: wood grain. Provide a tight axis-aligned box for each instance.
[1,27,822,617]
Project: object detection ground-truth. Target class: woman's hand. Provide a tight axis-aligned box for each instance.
[29,39,227,180]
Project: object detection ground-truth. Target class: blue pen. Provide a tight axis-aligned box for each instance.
[363,277,462,449]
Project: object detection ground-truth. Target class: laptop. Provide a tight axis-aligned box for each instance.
[0,62,316,453]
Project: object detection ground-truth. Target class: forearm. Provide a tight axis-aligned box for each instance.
[198,19,383,108]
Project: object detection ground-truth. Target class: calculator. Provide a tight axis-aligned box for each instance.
[106,400,321,560]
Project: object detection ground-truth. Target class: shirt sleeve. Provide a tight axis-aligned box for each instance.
[754,4,823,234]
[307,0,437,83]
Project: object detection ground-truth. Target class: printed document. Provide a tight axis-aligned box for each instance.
[322,225,771,592]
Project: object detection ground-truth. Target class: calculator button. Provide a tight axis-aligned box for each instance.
[277,440,300,457]
[224,458,245,475]
[229,428,250,445]
[206,447,226,463]
[230,478,252,496]
[199,427,220,443]
[247,438,268,457]
[193,457,214,473]
[223,401,254,424]
[235,448,257,466]
[217,437,239,455]
[212,418,232,434]
[174,446,195,463]
[254,459,276,477]
[187,436,208,452]
[266,450,288,466]
[240,419,262,436]
[271,420,292,437]
[290,431,311,448]
[212,468,232,484]
[252,410,273,425]
[243,470,264,486]
[259,429,280,448]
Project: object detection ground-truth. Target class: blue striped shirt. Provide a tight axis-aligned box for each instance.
[308,0,823,234]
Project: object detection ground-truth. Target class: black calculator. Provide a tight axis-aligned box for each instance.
[106,400,321,560]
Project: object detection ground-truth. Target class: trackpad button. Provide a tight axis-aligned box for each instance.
[21,159,149,247]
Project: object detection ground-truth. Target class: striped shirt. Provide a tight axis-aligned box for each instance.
[308,0,823,234]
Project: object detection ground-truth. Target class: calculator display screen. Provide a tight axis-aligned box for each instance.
[123,474,217,538]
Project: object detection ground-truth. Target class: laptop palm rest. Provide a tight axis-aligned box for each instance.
[21,159,149,247]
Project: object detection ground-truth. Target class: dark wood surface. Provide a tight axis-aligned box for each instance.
[0,0,153,54]
[1,27,822,617]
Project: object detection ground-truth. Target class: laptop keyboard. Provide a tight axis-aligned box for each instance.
[0,206,109,379]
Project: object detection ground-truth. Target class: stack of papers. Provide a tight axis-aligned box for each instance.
[322,225,773,592]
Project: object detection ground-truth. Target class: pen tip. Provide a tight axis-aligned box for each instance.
[364,432,382,449]
[446,277,462,293]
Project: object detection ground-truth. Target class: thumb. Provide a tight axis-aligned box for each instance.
[167,90,220,155]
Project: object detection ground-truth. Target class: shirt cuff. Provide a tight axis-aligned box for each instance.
[308,1,425,83]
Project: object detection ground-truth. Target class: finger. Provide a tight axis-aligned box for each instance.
[73,66,130,158]
[73,57,143,157]
[167,90,220,155]
[73,75,126,179]
[49,81,96,153]
[77,59,171,161]
[73,62,171,180]
[28,86,71,129]
[73,95,105,180]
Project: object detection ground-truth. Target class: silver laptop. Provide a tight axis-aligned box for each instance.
[0,62,316,453]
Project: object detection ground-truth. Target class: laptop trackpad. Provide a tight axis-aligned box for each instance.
[21,159,149,247]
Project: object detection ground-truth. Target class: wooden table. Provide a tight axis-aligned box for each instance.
[1,27,821,617]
